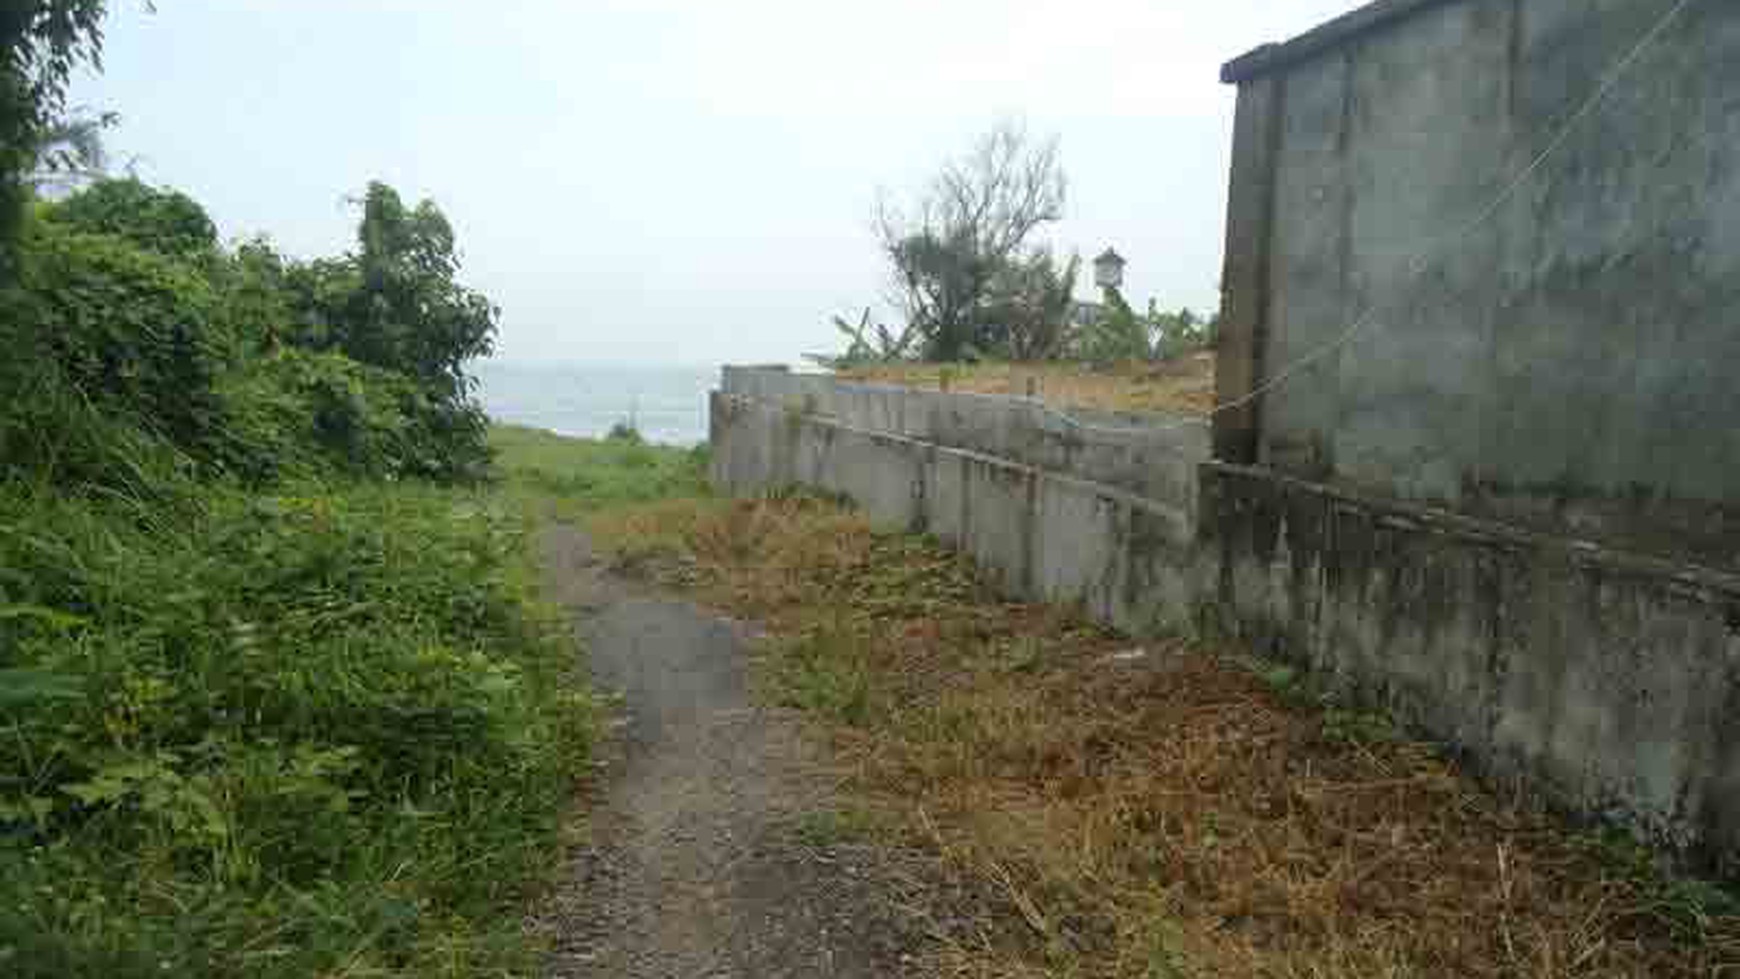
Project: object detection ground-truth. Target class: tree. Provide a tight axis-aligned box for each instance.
[876,121,1066,361]
[1,1,109,280]
[263,182,499,480]
[347,182,497,395]
[982,248,1079,361]
[1076,284,1151,363]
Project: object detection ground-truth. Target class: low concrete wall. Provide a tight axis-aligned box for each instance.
[721,366,1209,524]
[709,389,1208,634]
[1204,463,1740,873]
[712,370,1740,876]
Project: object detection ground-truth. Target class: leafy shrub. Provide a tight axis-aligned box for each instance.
[43,178,219,263]
[1074,289,1219,364]
[0,482,591,977]
[262,185,497,480]
[2,220,228,467]
[216,349,491,484]
[280,183,496,394]
[1075,286,1153,363]
[209,235,295,356]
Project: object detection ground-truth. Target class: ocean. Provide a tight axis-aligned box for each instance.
[473,361,720,446]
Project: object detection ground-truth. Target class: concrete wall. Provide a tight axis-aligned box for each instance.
[1205,462,1740,874]
[1217,0,1740,569]
[720,366,1209,530]
[709,377,1211,636]
[713,367,1740,876]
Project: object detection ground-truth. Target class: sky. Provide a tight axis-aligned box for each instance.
[71,0,1365,366]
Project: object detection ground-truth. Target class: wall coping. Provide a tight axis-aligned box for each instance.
[718,390,1193,525]
[720,365,1208,442]
[1221,0,1464,84]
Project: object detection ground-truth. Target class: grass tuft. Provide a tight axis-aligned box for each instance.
[0,478,594,977]
[489,424,708,520]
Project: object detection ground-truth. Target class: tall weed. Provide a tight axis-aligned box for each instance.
[0,480,591,977]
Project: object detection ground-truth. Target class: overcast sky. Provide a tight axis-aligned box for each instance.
[72,0,1363,365]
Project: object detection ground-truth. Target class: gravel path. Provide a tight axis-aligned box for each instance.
[534,522,931,978]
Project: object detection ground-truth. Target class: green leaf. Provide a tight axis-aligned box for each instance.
[0,669,84,708]
[0,604,88,631]
[62,778,126,806]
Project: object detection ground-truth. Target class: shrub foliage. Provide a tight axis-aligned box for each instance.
[0,485,589,976]
[0,166,584,975]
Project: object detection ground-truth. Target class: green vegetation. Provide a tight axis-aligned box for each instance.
[1,0,106,279]
[1075,287,1218,365]
[0,15,717,972]
[491,423,708,519]
[0,73,597,970]
[825,121,1218,370]
[1,482,590,976]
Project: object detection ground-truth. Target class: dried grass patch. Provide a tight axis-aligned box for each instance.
[590,495,1740,978]
[839,353,1217,417]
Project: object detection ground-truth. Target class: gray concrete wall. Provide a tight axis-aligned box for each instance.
[709,383,1211,636]
[1204,461,1740,876]
[713,367,1740,875]
[1223,0,1740,569]
[720,366,1209,530]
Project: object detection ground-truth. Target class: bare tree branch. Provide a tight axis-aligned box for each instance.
[875,120,1066,361]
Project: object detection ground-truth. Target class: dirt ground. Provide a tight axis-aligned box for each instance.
[530,521,950,977]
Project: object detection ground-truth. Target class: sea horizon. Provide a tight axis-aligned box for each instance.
[473,359,731,446]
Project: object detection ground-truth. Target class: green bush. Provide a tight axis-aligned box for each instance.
[0,481,591,977]
[209,235,295,356]
[216,349,491,485]
[3,194,496,488]
[3,220,228,461]
[43,178,219,264]
[0,164,551,974]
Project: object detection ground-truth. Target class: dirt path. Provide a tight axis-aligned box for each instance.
[533,522,933,978]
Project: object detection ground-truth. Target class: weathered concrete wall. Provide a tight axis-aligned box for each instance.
[1219,0,1740,569]
[714,366,1740,875]
[720,366,1209,530]
[709,383,1210,636]
[1204,462,1740,875]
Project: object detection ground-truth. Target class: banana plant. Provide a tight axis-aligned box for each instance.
[804,308,919,369]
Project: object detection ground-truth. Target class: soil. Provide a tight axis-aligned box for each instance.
[532,522,941,978]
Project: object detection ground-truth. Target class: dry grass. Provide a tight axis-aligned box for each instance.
[838,352,1218,417]
[590,496,1740,979]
